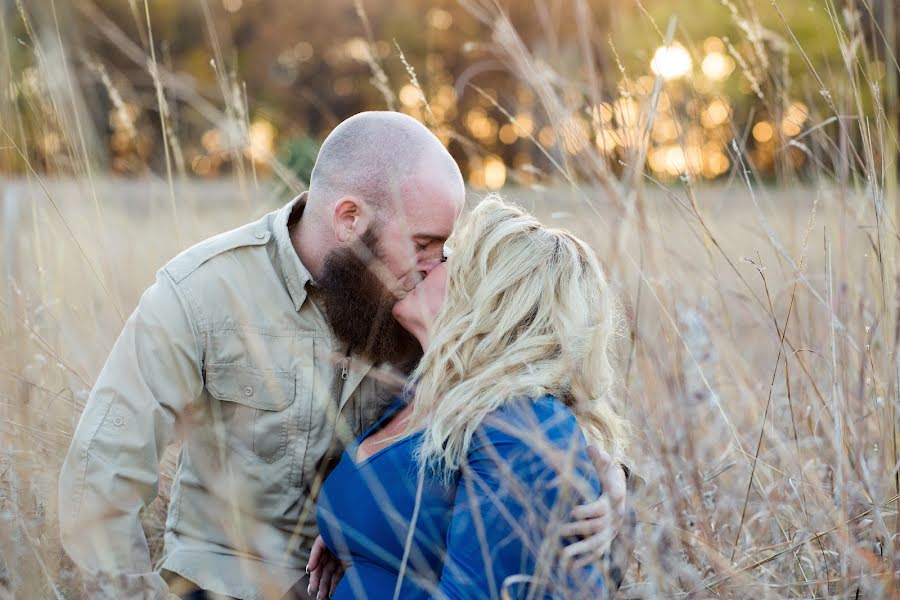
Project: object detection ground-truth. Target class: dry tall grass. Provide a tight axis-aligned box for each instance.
[2,0,899,598]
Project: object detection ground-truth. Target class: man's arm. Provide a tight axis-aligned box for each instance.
[601,502,637,595]
[560,446,627,563]
[58,270,204,599]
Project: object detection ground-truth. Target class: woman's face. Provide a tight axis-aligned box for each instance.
[391,262,449,349]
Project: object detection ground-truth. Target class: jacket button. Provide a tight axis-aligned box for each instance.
[254,231,266,240]
[244,386,254,397]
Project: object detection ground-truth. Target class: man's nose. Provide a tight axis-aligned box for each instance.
[417,257,442,279]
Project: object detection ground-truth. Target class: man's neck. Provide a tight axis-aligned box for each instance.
[292,210,325,282]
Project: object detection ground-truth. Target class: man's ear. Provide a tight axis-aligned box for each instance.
[332,197,362,243]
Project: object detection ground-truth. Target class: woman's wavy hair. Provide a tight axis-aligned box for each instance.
[406,195,629,477]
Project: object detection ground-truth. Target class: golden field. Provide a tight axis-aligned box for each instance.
[1,175,898,597]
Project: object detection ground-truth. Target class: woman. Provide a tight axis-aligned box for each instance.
[312,196,629,599]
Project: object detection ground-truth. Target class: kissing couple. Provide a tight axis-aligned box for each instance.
[59,111,632,599]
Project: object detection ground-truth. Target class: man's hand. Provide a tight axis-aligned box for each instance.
[306,535,344,600]
[560,444,628,570]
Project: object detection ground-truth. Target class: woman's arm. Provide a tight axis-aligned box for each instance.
[432,405,606,599]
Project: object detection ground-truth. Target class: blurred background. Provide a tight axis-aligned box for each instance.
[3,0,896,188]
[2,1,900,598]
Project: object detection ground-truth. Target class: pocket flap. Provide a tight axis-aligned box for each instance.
[206,364,296,411]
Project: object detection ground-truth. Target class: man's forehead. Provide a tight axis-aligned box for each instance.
[407,201,459,236]
[393,179,462,232]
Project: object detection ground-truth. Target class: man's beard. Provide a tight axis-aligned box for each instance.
[317,226,421,365]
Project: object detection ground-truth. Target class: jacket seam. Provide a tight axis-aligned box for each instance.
[166,269,208,348]
[163,215,270,285]
[160,271,206,539]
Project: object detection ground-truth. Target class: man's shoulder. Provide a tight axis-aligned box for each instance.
[164,212,275,284]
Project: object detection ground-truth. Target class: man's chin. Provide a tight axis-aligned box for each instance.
[390,281,418,301]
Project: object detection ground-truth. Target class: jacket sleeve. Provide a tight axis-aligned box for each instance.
[58,269,204,599]
[432,415,606,600]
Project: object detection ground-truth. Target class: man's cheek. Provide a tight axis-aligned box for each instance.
[386,246,417,278]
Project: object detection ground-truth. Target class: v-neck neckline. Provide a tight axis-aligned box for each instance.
[350,397,420,469]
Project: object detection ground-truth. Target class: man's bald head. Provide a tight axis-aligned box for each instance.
[308,111,464,216]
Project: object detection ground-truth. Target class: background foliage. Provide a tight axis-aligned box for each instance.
[3,0,896,187]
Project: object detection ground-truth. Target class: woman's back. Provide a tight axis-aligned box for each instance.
[316,394,605,599]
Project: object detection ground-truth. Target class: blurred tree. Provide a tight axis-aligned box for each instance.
[279,135,319,187]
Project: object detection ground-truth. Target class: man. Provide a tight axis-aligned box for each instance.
[59,112,626,600]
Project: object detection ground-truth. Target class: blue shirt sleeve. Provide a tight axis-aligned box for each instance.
[432,400,605,600]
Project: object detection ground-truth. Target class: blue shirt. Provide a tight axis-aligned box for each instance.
[316,395,604,599]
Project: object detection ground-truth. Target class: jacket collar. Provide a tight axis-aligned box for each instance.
[273,192,313,312]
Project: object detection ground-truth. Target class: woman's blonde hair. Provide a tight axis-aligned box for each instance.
[406,195,629,477]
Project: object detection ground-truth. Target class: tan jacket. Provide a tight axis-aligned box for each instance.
[58,194,403,600]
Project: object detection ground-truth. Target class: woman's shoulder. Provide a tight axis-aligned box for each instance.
[475,395,586,453]
[467,395,599,497]
[484,394,580,429]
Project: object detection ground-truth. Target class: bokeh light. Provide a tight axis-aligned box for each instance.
[246,119,276,163]
[752,121,774,143]
[701,98,731,129]
[498,123,518,145]
[427,8,453,30]
[651,43,692,79]
[538,126,556,147]
[701,52,736,81]
[781,101,809,137]
[513,113,534,137]
[399,84,421,108]
[483,155,507,190]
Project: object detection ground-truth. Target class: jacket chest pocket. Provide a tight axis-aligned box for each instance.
[361,378,403,434]
[206,364,298,463]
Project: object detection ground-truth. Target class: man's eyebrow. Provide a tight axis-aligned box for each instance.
[413,234,448,242]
